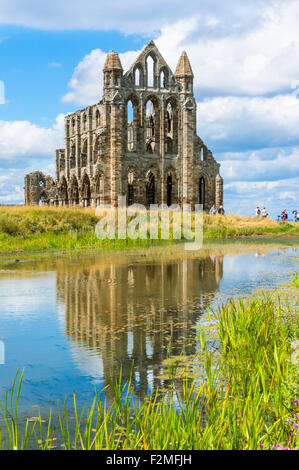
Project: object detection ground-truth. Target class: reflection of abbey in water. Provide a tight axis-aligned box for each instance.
[56,255,223,398]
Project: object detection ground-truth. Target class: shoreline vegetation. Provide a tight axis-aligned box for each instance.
[0,280,298,450]
[0,206,298,255]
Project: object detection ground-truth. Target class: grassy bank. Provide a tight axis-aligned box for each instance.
[0,286,298,450]
[0,206,298,254]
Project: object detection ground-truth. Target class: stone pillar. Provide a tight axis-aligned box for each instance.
[75,115,80,180]
[215,173,223,210]
[160,99,165,204]
[87,107,93,177]
[181,99,195,206]
[110,99,123,206]
[65,119,70,180]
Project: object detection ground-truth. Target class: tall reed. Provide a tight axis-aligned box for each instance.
[0,294,297,450]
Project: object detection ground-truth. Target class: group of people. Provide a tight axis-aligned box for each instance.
[255,206,299,221]
[255,206,269,218]
[278,209,299,221]
[209,204,225,215]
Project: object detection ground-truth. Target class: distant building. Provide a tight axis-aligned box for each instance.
[25,40,223,209]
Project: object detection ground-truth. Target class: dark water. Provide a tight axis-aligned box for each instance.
[0,240,298,415]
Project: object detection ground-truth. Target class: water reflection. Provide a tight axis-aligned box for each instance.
[57,255,223,398]
[0,241,297,409]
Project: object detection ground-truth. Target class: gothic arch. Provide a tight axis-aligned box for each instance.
[159,67,169,88]
[126,165,140,206]
[133,64,143,87]
[59,176,68,206]
[39,190,49,206]
[165,98,178,154]
[145,52,157,87]
[93,170,105,206]
[165,167,178,206]
[145,95,160,154]
[70,175,79,205]
[125,94,139,152]
[81,173,91,207]
[81,139,88,167]
[145,166,160,207]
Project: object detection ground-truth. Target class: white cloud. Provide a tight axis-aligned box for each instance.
[197,95,299,152]
[155,2,299,96]
[219,146,299,182]
[60,1,299,105]
[0,0,266,34]
[223,177,299,217]
[61,49,140,106]
[0,114,65,167]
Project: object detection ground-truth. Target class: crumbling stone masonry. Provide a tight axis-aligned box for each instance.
[25,40,223,210]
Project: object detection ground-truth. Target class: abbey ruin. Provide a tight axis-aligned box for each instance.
[25,40,223,210]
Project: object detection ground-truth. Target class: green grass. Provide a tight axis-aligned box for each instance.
[0,292,298,450]
[0,206,298,255]
[291,272,299,288]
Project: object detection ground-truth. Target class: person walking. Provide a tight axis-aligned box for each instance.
[281,209,288,221]
[218,205,225,215]
[292,210,298,222]
[261,207,268,218]
[210,204,217,215]
[255,206,261,217]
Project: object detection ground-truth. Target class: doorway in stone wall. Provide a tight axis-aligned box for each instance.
[146,172,155,207]
[199,177,205,210]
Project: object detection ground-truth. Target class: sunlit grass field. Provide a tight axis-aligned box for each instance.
[0,205,298,254]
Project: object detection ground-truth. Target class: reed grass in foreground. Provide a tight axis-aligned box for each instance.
[0,206,298,254]
[0,292,298,450]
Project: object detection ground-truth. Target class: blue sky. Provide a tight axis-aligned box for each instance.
[0,0,298,217]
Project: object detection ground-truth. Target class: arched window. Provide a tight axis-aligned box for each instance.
[70,144,76,169]
[167,174,172,207]
[199,177,205,209]
[81,140,87,167]
[60,177,68,205]
[82,174,91,207]
[166,102,173,134]
[39,191,49,206]
[146,101,155,136]
[200,147,204,161]
[70,177,79,205]
[95,110,100,128]
[127,100,135,152]
[160,70,165,88]
[146,172,155,206]
[146,100,157,153]
[146,55,155,87]
[135,68,141,86]
[94,172,103,206]
[128,171,134,206]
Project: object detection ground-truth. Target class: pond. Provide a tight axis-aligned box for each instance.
[0,239,298,416]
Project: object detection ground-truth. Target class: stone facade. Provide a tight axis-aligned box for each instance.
[25,40,223,210]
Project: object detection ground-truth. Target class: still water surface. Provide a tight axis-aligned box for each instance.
[0,240,298,414]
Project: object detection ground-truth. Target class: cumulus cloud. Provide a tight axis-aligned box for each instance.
[0,114,65,168]
[0,0,266,34]
[60,1,299,105]
[197,95,299,152]
[1,0,299,212]
[219,146,299,182]
[61,49,140,106]
[223,177,299,217]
